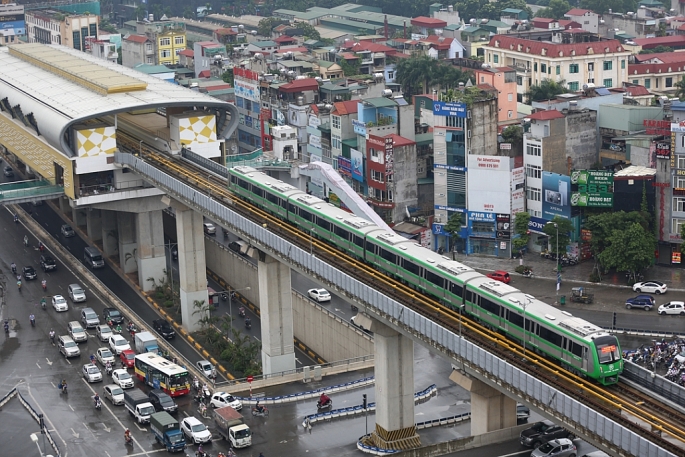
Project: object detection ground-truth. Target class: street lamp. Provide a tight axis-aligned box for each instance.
[546,221,560,296]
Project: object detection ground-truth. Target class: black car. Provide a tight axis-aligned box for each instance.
[40,254,57,272]
[3,166,13,177]
[520,420,575,448]
[149,389,178,413]
[153,319,175,339]
[23,266,37,280]
[103,307,124,325]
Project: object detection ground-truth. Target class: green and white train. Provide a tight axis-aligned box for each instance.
[228,166,623,385]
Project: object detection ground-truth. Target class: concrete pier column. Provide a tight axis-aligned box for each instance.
[72,207,87,228]
[86,209,102,242]
[450,370,517,435]
[136,210,166,291]
[117,211,138,274]
[101,210,118,257]
[257,252,295,375]
[175,203,208,332]
[370,323,420,450]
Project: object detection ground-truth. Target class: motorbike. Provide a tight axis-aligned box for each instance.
[317,398,332,410]
[252,405,269,417]
[245,318,252,330]
[238,307,246,318]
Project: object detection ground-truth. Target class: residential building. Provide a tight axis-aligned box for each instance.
[564,8,600,34]
[475,66,517,122]
[482,35,631,102]
[26,10,98,50]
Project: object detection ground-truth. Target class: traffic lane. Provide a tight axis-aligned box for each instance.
[25,202,207,368]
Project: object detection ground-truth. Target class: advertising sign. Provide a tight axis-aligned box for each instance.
[433,101,467,117]
[234,78,259,102]
[542,172,571,219]
[570,169,614,207]
[351,148,363,182]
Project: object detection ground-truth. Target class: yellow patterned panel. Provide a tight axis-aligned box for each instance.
[0,114,74,199]
[76,126,117,157]
[178,115,216,144]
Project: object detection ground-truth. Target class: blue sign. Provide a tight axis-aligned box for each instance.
[542,172,571,219]
[434,163,467,172]
[433,101,467,117]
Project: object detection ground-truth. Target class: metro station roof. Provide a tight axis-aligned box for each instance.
[0,43,234,156]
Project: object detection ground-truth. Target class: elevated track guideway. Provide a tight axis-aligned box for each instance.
[118,133,685,456]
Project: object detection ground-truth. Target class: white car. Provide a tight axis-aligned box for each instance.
[82,364,103,383]
[96,347,115,365]
[96,325,112,342]
[210,392,242,410]
[633,280,668,295]
[112,369,134,389]
[308,288,331,302]
[658,301,685,315]
[181,417,212,444]
[197,360,216,379]
[109,334,131,355]
[103,384,124,405]
[52,295,68,312]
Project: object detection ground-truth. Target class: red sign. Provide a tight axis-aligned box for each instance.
[247,375,254,383]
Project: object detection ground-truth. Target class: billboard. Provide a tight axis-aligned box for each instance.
[570,170,613,208]
[433,101,467,117]
[351,148,363,182]
[542,172,571,219]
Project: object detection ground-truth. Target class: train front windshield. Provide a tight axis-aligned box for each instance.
[595,336,621,363]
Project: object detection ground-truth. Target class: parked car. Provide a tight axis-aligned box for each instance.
[103,384,125,405]
[308,288,331,302]
[112,369,134,389]
[632,280,667,295]
[68,283,86,302]
[39,254,57,272]
[152,319,175,339]
[61,224,75,237]
[180,417,212,444]
[96,347,115,365]
[23,266,37,280]
[82,364,103,383]
[531,438,577,457]
[96,324,112,342]
[209,392,242,410]
[520,420,575,448]
[103,307,123,325]
[657,301,685,315]
[625,295,655,311]
[52,295,68,312]
[109,335,131,354]
[486,270,511,284]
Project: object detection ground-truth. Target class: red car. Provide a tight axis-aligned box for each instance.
[487,270,511,284]
[119,349,135,368]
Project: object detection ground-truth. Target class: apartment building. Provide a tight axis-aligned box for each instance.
[482,35,631,102]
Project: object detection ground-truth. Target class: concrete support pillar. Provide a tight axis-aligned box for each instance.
[72,207,87,228]
[450,370,517,435]
[136,210,166,291]
[175,204,208,332]
[257,252,296,374]
[57,196,70,216]
[370,323,420,450]
[86,209,102,242]
[101,210,118,257]
[117,211,137,274]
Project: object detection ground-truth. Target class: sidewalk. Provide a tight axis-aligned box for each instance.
[458,253,685,292]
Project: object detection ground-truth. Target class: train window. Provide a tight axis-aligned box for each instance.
[425,270,444,288]
[402,259,419,276]
[449,282,463,298]
[317,218,331,232]
[334,226,350,240]
[479,296,501,316]
[538,326,562,347]
[354,235,364,248]
[380,248,396,263]
[507,310,523,328]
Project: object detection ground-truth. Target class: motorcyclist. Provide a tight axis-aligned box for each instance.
[29,313,35,327]
[49,329,55,344]
[319,392,330,406]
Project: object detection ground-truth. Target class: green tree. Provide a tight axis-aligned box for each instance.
[542,216,573,262]
[598,222,655,279]
[535,0,571,19]
[525,78,568,103]
[512,212,531,253]
[443,212,464,257]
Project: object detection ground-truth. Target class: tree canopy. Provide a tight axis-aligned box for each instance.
[535,0,571,19]
[525,79,568,103]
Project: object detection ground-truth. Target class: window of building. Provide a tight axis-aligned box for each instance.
[527,186,541,202]
[674,198,685,213]
[569,63,579,73]
[175,36,184,45]
[603,78,612,88]
[332,115,341,130]
[603,61,612,71]
[645,79,651,89]
[161,50,171,58]
[667,77,673,88]
[160,37,171,46]
[621,60,625,69]
[526,143,541,156]
[568,81,579,91]
[526,164,542,179]
[493,54,499,64]
[672,218,685,235]
[556,65,560,75]
[588,62,594,71]
[678,155,685,169]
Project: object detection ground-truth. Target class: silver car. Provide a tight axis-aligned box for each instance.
[82,364,103,383]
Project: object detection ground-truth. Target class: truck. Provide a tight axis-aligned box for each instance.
[134,331,159,354]
[124,388,156,424]
[214,405,252,448]
[150,412,186,453]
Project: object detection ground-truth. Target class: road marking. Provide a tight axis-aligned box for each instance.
[45,358,52,366]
